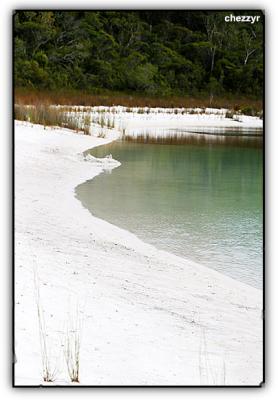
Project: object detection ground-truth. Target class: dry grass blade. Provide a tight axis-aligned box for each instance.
[198,327,227,385]
[63,305,82,383]
[33,267,58,382]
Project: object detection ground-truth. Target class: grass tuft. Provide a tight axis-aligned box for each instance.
[63,306,82,383]
[225,110,235,119]
[33,267,58,383]
[14,104,92,135]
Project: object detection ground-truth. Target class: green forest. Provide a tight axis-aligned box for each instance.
[14,10,264,100]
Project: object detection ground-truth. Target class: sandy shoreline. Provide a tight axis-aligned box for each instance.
[62,105,263,139]
[14,120,262,386]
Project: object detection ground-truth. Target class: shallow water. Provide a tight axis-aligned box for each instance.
[76,135,263,289]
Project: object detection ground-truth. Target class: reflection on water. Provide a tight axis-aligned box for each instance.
[123,126,263,144]
[123,131,262,147]
[77,134,263,289]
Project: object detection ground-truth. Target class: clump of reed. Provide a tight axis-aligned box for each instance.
[98,114,106,128]
[107,115,115,129]
[63,306,82,383]
[15,104,62,127]
[225,110,235,119]
[14,103,91,135]
[82,113,91,135]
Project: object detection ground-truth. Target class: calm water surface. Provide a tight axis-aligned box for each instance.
[76,135,263,288]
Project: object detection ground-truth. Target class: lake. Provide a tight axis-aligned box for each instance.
[76,134,263,289]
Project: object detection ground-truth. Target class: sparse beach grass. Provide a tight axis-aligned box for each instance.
[14,104,79,131]
[14,104,93,135]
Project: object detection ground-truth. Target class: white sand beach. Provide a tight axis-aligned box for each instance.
[14,116,263,386]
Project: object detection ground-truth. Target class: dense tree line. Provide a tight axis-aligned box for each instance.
[14,11,263,98]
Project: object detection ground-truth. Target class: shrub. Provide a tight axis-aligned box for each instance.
[241,106,255,116]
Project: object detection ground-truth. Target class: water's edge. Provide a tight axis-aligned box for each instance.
[76,136,262,290]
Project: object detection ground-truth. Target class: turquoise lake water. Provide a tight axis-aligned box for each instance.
[76,135,263,288]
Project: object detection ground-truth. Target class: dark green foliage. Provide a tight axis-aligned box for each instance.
[14,10,263,98]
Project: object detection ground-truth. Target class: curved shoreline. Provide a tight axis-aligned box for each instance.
[15,121,263,386]
[77,139,262,290]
